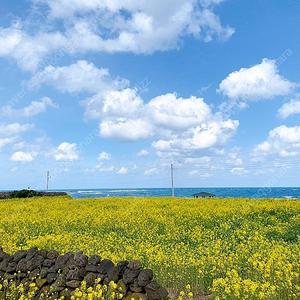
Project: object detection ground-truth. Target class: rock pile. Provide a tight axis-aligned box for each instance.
[0,248,168,300]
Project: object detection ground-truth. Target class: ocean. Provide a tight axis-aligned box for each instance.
[55,187,300,199]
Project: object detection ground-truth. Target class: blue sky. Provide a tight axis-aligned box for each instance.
[1,0,300,190]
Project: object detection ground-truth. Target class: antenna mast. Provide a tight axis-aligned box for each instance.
[46,171,51,192]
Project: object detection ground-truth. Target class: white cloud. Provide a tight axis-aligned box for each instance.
[277,99,300,119]
[97,151,112,161]
[218,58,296,101]
[0,22,52,71]
[184,157,212,165]
[40,0,234,50]
[96,163,115,172]
[83,88,143,120]
[53,142,79,161]
[137,150,149,157]
[2,97,58,118]
[13,142,25,150]
[0,123,34,137]
[0,1,234,71]
[269,126,300,143]
[146,93,212,131]
[0,123,34,150]
[36,61,129,93]
[230,167,249,175]
[200,172,213,178]
[251,125,300,159]
[152,119,239,152]
[102,89,143,118]
[100,118,154,142]
[188,169,212,177]
[144,168,158,175]
[83,88,239,152]
[10,151,37,162]
[10,167,18,172]
[117,167,128,175]
[0,137,16,150]
[224,147,243,166]
[101,165,115,172]
[188,170,198,176]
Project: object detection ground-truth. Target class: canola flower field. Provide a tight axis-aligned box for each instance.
[1,195,300,299]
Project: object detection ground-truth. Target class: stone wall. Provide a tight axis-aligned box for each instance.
[0,248,168,300]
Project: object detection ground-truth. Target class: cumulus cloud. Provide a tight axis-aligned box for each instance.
[137,150,149,157]
[36,61,129,93]
[53,142,79,161]
[251,125,300,159]
[152,119,239,152]
[184,157,212,165]
[10,151,37,162]
[97,151,112,161]
[46,0,235,49]
[117,167,128,175]
[0,21,53,71]
[224,147,243,166]
[146,93,212,131]
[82,88,239,152]
[100,165,115,172]
[83,88,144,120]
[144,168,158,175]
[96,163,115,172]
[188,170,213,178]
[0,1,234,70]
[277,99,300,119]
[218,58,296,101]
[100,118,154,142]
[0,123,34,150]
[188,170,199,177]
[29,61,239,156]
[0,123,34,137]
[230,167,249,175]
[2,97,58,118]
[269,126,300,143]
[0,137,16,150]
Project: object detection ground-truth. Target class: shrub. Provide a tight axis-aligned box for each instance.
[9,189,42,199]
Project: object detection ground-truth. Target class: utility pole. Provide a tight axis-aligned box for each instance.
[171,164,174,197]
[46,171,51,192]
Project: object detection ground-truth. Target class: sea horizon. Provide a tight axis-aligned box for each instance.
[38,187,300,199]
[2,187,300,199]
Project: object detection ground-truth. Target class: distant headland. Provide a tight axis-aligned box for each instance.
[0,189,68,199]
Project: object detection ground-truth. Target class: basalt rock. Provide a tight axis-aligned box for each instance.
[98,259,114,274]
[88,255,101,266]
[0,248,168,300]
[84,272,98,287]
[123,268,140,284]
[145,281,168,300]
[107,266,120,283]
[138,269,153,287]
[13,251,27,262]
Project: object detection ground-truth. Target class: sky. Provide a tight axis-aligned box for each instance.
[1,0,300,190]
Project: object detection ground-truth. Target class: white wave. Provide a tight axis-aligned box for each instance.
[107,189,147,193]
[78,190,102,194]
